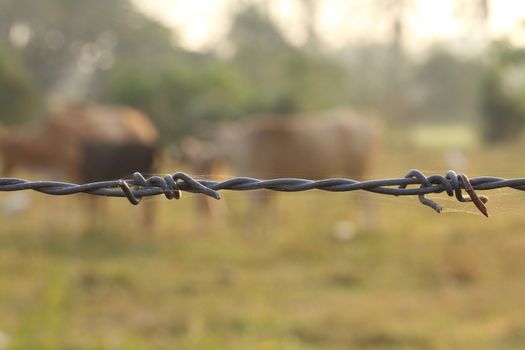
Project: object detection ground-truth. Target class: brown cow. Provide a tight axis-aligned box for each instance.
[0,103,159,227]
[1,103,158,179]
[183,109,379,179]
[179,109,381,227]
[225,111,378,179]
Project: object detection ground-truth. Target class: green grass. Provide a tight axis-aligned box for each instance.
[1,145,525,349]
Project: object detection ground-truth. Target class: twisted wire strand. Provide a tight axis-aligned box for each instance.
[1,169,523,216]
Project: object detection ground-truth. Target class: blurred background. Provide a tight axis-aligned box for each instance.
[2,0,525,349]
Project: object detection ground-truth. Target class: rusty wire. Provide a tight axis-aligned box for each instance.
[1,169,523,216]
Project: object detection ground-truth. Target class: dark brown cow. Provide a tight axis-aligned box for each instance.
[0,103,158,181]
[0,103,159,226]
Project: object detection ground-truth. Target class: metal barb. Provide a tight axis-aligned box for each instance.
[399,169,443,213]
[1,169,523,216]
[457,173,489,217]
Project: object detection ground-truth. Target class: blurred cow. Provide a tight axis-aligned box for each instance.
[0,103,159,226]
[179,109,381,224]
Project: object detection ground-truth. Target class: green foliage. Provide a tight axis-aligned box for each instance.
[105,3,352,143]
[480,40,525,142]
[341,42,418,124]
[227,4,351,115]
[414,46,482,122]
[276,51,351,112]
[0,0,354,141]
[106,60,249,142]
[6,0,497,142]
[0,50,40,124]
[0,0,178,90]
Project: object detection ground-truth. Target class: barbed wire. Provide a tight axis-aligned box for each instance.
[2,169,525,216]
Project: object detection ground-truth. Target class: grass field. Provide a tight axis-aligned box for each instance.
[1,138,525,349]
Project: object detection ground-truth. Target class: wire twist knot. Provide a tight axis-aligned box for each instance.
[120,172,221,205]
[399,169,489,216]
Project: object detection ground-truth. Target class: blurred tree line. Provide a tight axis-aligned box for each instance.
[0,0,523,143]
[0,0,352,141]
[481,40,525,142]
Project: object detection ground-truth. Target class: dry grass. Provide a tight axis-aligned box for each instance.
[1,142,525,349]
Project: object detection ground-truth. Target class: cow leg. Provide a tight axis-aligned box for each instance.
[196,196,217,217]
[360,191,379,229]
[241,190,278,235]
[193,197,225,234]
[139,200,156,234]
[85,196,109,231]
